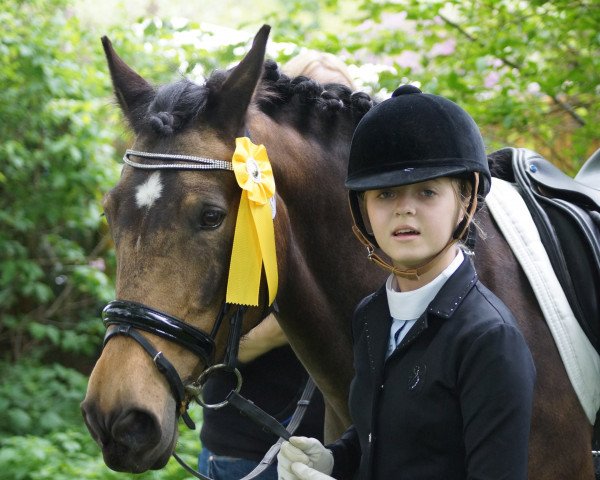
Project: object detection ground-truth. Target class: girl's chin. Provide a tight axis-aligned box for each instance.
[391,260,421,270]
[390,253,437,270]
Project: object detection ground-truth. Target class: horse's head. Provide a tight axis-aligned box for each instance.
[81,25,273,473]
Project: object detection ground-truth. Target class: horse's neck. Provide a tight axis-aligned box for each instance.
[250,112,380,304]
[473,208,539,340]
[248,109,352,174]
[259,114,348,213]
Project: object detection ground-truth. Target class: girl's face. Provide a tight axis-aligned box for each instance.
[364,177,464,275]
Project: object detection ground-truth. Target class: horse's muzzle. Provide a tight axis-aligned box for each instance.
[81,398,175,472]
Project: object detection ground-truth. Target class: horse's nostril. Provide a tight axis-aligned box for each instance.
[111,409,161,449]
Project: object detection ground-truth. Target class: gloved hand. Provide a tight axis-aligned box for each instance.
[290,462,335,480]
[277,436,334,480]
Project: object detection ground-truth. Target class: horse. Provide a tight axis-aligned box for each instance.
[81,25,596,479]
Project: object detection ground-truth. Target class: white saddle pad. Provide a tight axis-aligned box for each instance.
[486,177,600,424]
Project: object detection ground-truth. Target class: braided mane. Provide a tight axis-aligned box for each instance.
[143,59,375,137]
[258,59,374,120]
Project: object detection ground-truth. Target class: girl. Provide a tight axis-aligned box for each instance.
[277,85,536,480]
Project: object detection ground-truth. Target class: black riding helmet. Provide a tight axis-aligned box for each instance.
[347,84,491,246]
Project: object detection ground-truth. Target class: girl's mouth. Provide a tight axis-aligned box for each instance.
[393,227,420,237]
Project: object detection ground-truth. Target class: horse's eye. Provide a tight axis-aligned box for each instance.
[199,208,225,229]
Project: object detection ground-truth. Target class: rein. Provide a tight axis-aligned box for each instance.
[101,147,312,480]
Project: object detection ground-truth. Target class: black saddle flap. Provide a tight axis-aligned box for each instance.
[508,148,600,354]
[541,197,600,340]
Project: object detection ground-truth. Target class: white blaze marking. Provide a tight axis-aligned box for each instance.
[135,172,163,209]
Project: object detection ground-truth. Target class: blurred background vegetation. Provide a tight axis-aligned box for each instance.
[1,0,598,477]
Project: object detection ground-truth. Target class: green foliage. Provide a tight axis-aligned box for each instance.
[0,0,120,360]
[1,0,598,478]
[272,0,599,171]
[0,361,202,479]
[0,425,201,480]
[0,361,88,435]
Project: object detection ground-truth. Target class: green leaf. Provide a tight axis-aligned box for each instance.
[6,409,32,432]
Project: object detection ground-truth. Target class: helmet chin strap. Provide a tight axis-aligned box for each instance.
[351,173,479,281]
[351,225,457,280]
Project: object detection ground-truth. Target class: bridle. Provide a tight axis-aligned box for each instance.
[102,300,246,429]
[102,298,273,480]
[100,147,311,480]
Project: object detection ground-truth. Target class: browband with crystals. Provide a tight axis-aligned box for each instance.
[121,138,278,307]
[123,149,233,171]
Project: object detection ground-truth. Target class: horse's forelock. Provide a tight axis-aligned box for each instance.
[140,79,211,136]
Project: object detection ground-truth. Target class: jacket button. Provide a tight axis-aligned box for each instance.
[380,384,384,390]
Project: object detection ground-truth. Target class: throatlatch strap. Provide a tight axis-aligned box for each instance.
[352,224,458,280]
[224,306,246,367]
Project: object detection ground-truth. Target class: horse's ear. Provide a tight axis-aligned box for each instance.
[213,25,271,137]
[101,36,154,131]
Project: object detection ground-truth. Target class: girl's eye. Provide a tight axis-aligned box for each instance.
[378,190,395,199]
[199,208,225,229]
[421,189,436,197]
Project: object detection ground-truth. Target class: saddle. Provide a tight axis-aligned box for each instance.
[504,147,600,354]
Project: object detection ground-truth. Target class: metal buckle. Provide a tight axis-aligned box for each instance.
[185,363,242,410]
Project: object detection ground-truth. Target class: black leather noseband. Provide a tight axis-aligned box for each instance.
[102,300,216,365]
[102,300,226,429]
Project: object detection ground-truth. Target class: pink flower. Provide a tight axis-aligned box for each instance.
[527,82,541,95]
[381,12,413,33]
[89,258,106,271]
[484,71,500,89]
[430,39,456,57]
[396,51,421,70]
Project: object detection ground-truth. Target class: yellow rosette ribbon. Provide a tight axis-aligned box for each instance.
[226,137,278,306]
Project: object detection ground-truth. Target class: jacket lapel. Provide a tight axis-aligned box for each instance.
[362,285,392,381]
[393,257,478,356]
[362,258,479,373]
[396,315,428,353]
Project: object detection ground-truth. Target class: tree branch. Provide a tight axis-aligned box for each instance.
[35,234,113,320]
[438,13,585,126]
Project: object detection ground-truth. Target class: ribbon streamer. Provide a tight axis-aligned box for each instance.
[226,137,278,306]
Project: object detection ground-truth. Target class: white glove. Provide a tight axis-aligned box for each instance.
[277,436,334,480]
[290,462,335,480]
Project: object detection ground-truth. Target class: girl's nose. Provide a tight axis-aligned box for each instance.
[394,195,416,215]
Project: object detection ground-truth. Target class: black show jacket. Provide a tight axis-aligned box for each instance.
[329,257,535,480]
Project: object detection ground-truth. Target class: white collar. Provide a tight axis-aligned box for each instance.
[386,249,464,320]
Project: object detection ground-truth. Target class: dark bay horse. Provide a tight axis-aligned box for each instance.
[81,26,595,479]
